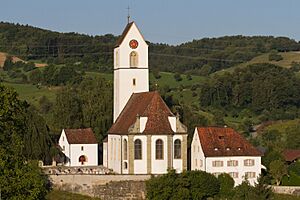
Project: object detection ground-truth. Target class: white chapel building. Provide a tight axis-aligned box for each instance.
[191,127,263,185]
[59,128,98,167]
[103,21,188,174]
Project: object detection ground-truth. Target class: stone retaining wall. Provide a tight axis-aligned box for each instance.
[49,174,150,199]
[272,186,300,196]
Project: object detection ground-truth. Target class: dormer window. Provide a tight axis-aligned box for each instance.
[237,147,242,151]
[218,136,224,140]
[214,147,219,151]
[226,147,230,151]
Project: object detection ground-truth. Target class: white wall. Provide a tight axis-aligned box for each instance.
[191,129,205,171]
[205,156,261,186]
[113,22,149,122]
[58,130,70,165]
[103,142,108,167]
[107,135,122,173]
[168,116,176,132]
[173,135,183,173]
[121,136,129,174]
[69,144,98,167]
[134,135,147,174]
[151,136,168,174]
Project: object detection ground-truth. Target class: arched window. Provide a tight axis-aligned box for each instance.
[130,51,138,67]
[123,139,128,160]
[156,139,164,160]
[174,139,181,159]
[134,139,142,160]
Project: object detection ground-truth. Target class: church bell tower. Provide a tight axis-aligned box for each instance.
[113,22,149,122]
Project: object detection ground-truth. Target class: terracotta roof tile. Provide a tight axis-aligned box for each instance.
[108,91,175,134]
[64,128,98,144]
[283,149,300,162]
[197,127,262,157]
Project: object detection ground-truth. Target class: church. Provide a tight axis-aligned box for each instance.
[102,22,188,174]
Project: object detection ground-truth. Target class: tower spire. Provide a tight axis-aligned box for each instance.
[127,6,130,24]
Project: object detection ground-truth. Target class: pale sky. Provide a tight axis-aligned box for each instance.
[1,0,300,44]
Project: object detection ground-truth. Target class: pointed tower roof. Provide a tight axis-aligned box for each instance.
[108,91,175,134]
[115,21,147,47]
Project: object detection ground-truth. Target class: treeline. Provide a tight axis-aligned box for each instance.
[199,64,300,120]
[1,22,300,74]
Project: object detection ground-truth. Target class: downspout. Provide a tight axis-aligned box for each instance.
[121,136,123,174]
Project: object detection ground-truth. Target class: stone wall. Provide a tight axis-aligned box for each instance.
[272,186,300,196]
[49,174,150,199]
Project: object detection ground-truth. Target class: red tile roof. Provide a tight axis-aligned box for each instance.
[196,127,262,157]
[108,91,175,134]
[64,128,98,144]
[283,149,300,162]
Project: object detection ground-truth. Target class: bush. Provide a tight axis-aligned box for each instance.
[269,52,283,61]
[146,170,220,200]
[218,173,235,198]
[174,72,182,82]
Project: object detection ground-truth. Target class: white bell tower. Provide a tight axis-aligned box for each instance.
[113,22,149,122]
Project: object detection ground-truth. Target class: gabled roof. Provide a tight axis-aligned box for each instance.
[108,91,175,134]
[196,127,262,157]
[64,128,98,144]
[283,149,300,162]
[115,22,134,47]
[115,21,146,47]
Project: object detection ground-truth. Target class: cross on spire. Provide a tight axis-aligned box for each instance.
[127,6,131,24]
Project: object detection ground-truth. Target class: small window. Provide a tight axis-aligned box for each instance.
[174,139,181,159]
[227,160,238,167]
[134,139,142,160]
[195,159,198,167]
[214,147,219,151]
[212,160,223,167]
[81,146,84,151]
[226,147,231,151]
[123,139,128,160]
[130,51,138,67]
[133,78,136,86]
[244,159,255,166]
[245,172,256,178]
[62,136,64,141]
[229,172,239,178]
[156,139,164,160]
[62,146,65,151]
[124,162,128,169]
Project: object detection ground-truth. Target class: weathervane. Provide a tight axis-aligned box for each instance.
[127,6,131,24]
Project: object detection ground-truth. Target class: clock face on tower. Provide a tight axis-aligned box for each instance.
[129,39,138,49]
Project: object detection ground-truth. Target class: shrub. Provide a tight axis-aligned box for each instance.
[217,173,235,198]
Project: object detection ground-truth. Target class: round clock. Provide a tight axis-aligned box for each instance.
[129,39,138,49]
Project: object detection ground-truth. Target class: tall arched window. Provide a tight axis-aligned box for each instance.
[156,139,164,160]
[134,139,142,160]
[174,139,181,159]
[130,51,138,67]
[123,139,128,160]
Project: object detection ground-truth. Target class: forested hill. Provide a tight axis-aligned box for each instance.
[1,21,300,74]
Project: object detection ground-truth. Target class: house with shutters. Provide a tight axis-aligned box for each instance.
[59,128,98,166]
[102,21,188,174]
[191,127,263,185]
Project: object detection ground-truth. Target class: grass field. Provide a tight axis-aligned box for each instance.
[264,119,300,133]
[215,51,300,75]
[1,82,58,106]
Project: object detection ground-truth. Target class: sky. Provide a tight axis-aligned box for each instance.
[1,0,300,45]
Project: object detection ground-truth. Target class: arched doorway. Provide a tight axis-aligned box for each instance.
[79,155,88,165]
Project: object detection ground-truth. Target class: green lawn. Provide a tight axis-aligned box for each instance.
[46,190,100,200]
[1,82,58,106]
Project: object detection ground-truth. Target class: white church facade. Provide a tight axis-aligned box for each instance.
[191,127,263,185]
[103,22,188,174]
